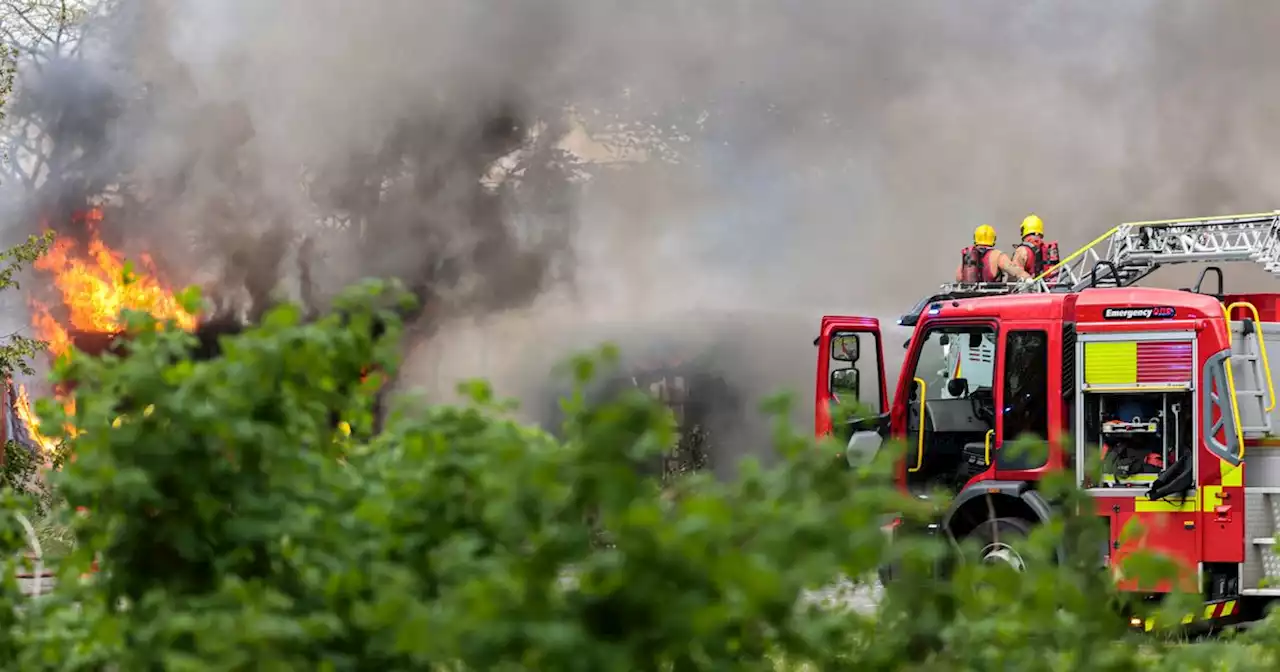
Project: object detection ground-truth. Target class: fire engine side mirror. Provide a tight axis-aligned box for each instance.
[830,333,860,362]
[947,377,969,397]
[830,367,860,399]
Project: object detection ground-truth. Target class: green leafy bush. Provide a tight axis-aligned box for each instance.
[0,278,1277,669]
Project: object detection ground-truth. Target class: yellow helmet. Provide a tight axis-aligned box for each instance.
[973,224,996,246]
[1021,214,1045,238]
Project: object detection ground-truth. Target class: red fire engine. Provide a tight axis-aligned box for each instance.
[815,211,1280,629]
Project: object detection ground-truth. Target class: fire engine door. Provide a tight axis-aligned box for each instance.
[900,321,998,492]
[992,324,1055,476]
[815,316,887,466]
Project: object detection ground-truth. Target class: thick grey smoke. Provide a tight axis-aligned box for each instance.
[7,0,583,330]
[445,2,1280,435]
[9,1,1280,468]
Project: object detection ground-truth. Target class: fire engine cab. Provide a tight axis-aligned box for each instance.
[815,211,1280,627]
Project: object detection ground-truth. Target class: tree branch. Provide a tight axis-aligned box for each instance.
[54,0,66,49]
[10,5,55,48]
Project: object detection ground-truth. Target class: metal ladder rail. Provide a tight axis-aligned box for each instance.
[1117,214,1280,266]
[1225,301,1278,438]
[1019,211,1280,294]
[1020,224,1125,293]
[1017,224,1168,293]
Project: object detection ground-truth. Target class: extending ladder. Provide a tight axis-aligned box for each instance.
[1025,211,1280,294]
[930,211,1280,298]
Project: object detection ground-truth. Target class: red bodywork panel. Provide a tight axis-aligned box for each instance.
[1105,498,1200,593]
[1223,293,1280,322]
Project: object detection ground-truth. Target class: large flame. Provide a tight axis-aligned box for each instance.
[32,209,197,357]
[18,209,197,452]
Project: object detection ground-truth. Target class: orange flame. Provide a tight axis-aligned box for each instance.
[32,209,197,359]
[12,384,67,454]
[16,208,196,453]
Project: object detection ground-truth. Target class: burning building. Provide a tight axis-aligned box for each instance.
[2,206,399,459]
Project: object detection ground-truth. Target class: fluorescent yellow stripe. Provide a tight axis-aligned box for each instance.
[1223,600,1236,616]
[1202,485,1222,513]
[1204,605,1216,620]
[1085,341,1138,385]
[1134,498,1197,512]
[1181,614,1194,624]
[908,378,926,473]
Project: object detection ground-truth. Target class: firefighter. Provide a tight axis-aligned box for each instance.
[1012,214,1062,281]
[956,224,1031,282]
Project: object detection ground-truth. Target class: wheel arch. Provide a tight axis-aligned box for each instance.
[943,480,1055,544]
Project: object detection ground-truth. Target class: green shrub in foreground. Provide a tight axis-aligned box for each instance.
[0,279,1277,669]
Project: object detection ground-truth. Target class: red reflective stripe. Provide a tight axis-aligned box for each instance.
[1136,341,1193,383]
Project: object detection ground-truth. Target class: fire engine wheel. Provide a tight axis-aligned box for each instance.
[969,517,1033,572]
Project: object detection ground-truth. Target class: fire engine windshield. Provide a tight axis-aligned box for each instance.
[912,326,996,400]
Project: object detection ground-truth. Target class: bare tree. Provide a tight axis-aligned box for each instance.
[0,0,103,195]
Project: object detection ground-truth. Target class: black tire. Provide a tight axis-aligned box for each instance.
[966,517,1034,571]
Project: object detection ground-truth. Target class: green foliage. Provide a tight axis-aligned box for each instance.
[0,233,60,546]
[0,438,66,518]
[0,37,13,151]
[0,231,54,377]
[0,277,1276,668]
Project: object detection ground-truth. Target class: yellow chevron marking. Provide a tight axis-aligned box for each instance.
[1221,460,1244,487]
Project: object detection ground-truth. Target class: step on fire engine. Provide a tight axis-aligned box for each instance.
[814,211,1280,629]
